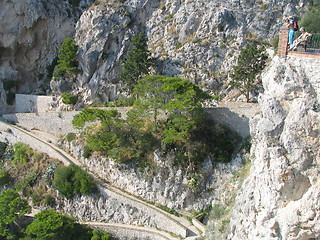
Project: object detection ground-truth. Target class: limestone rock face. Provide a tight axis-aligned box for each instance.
[68,0,299,104]
[228,56,320,240]
[0,0,92,113]
[1,0,302,110]
[61,137,246,210]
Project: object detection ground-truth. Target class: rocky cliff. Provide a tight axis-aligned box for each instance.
[229,56,320,239]
[70,0,302,105]
[1,0,305,112]
[0,0,93,113]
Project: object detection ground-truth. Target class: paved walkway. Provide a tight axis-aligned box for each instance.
[0,119,203,239]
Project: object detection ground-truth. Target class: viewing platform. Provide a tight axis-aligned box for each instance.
[278,24,320,59]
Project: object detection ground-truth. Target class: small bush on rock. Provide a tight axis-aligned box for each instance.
[61,92,78,105]
[53,164,97,198]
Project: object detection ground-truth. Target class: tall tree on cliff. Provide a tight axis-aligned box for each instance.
[53,37,79,77]
[230,43,268,102]
[119,32,154,91]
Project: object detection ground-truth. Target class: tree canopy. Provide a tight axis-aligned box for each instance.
[300,8,320,33]
[72,75,239,168]
[119,32,154,91]
[53,37,79,77]
[0,190,31,239]
[53,164,97,199]
[25,209,92,240]
[230,43,267,102]
[131,75,211,146]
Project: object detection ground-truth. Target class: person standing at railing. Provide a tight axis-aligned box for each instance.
[286,16,296,49]
[289,27,313,51]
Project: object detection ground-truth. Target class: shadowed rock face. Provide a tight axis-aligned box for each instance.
[229,56,320,240]
[0,0,93,113]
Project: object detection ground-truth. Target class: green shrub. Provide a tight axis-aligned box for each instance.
[53,164,96,198]
[31,192,42,206]
[0,142,7,159]
[46,57,58,79]
[107,96,135,107]
[61,92,78,105]
[91,229,111,240]
[66,132,76,142]
[12,142,33,164]
[300,8,320,32]
[119,32,154,91]
[0,170,11,185]
[6,91,15,105]
[3,80,16,91]
[53,37,79,78]
[82,145,92,158]
[211,204,226,219]
[15,172,38,195]
[44,194,56,206]
[308,0,320,8]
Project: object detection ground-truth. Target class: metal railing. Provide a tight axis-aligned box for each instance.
[292,33,320,55]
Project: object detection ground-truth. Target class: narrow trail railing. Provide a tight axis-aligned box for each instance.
[291,33,320,54]
[0,119,202,239]
[278,24,320,59]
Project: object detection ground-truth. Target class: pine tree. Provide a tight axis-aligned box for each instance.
[53,37,79,77]
[0,190,31,239]
[230,43,267,102]
[119,32,153,91]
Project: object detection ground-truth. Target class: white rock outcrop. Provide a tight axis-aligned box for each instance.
[229,56,320,240]
[65,0,297,104]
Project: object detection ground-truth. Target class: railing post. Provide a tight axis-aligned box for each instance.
[278,23,289,56]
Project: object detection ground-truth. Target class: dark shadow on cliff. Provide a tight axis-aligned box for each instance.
[205,107,250,139]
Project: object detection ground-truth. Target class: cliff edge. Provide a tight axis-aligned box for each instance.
[229,56,320,239]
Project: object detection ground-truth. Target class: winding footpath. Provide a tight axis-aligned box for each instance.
[0,119,203,240]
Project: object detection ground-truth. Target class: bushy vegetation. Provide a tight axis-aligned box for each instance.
[53,164,97,198]
[2,80,16,105]
[73,108,157,163]
[2,80,16,91]
[300,8,320,32]
[0,170,11,186]
[0,142,58,206]
[0,143,109,239]
[12,142,33,164]
[73,75,240,170]
[0,193,110,240]
[62,92,78,105]
[25,209,111,239]
[106,96,135,107]
[53,37,79,78]
[0,190,31,239]
[66,132,76,142]
[0,141,7,159]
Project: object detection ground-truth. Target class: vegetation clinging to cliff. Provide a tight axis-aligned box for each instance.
[230,43,267,102]
[73,75,240,169]
[53,37,79,78]
[119,32,154,91]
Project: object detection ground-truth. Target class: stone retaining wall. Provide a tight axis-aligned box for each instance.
[88,223,177,240]
[15,94,55,113]
[2,107,131,136]
[2,103,259,138]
